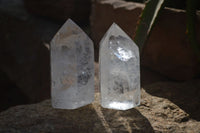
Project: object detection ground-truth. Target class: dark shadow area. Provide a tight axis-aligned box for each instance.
[0,70,29,112]
[23,0,91,26]
[100,107,155,133]
[125,0,200,10]
[143,79,200,121]
[0,0,92,111]
[0,101,106,133]
[141,66,171,86]
[0,11,53,104]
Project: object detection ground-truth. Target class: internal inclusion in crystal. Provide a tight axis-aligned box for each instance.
[99,23,140,110]
[51,19,94,109]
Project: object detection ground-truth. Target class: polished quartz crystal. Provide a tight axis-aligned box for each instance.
[99,23,140,110]
[51,19,94,109]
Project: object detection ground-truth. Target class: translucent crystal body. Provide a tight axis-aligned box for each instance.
[99,23,140,110]
[51,19,94,109]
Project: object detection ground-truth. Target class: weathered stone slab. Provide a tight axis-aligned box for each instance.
[0,93,154,133]
[1,82,200,133]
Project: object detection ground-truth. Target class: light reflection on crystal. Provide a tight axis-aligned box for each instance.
[108,102,132,110]
[115,47,134,61]
[100,23,140,110]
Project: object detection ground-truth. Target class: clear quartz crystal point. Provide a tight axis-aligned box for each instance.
[99,23,140,110]
[51,19,94,109]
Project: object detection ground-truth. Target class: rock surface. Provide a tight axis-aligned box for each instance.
[143,80,200,121]
[91,0,200,80]
[139,87,200,133]
[1,80,200,132]
[0,93,154,133]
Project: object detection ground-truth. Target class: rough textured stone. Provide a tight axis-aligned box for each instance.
[143,80,200,121]
[0,60,200,132]
[24,0,91,23]
[91,0,200,80]
[138,90,196,132]
[1,80,200,132]
[0,94,154,133]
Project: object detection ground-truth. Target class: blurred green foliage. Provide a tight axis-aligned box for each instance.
[134,0,165,52]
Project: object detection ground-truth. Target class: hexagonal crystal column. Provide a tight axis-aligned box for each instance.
[51,19,94,109]
[99,23,140,110]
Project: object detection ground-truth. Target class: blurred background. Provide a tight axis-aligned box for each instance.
[0,0,93,112]
[0,0,200,112]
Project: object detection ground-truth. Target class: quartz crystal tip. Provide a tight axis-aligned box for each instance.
[51,19,94,109]
[99,23,140,110]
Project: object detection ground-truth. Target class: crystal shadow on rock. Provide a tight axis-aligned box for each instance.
[0,94,154,133]
[51,19,94,109]
[99,23,140,110]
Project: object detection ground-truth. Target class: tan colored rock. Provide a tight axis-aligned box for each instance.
[142,80,200,121]
[0,93,154,133]
[1,79,200,132]
[90,0,200,80]
[138,80,200,132]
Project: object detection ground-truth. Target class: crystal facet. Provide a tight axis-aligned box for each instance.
[99,23,140,110]
[51,19,94,109]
